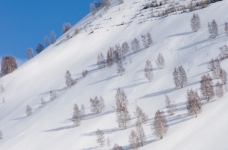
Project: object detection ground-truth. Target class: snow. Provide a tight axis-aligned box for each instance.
[1,0,228,149]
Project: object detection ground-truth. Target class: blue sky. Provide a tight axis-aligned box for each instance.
[0,0,96,60]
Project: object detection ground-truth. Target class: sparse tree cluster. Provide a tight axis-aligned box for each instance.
[173,66,187,88]
[186,89,201,117]
[96,129,105,147]
[200,74,214,101]
[1,56,17,75]
[50,91,57,101]
[156,53,165,69]
[97,53,106,69]
[62,23,71,34]
[26,105,32,116]
[191,13,201,32]
[65,70,76,87]
[165,95,176,115]
[115,88,130,129]
[152,110,168,139]
[208,20,218,38]
[90,96,105,114]
[144,60,153,82]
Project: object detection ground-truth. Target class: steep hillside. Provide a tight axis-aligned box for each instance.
[1,0,228,150]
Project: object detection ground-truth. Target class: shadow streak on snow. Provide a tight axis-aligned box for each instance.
[11,116,27,121]
[121,139,159,150]
[189,71,210,78]
[178,35,228,51]
[39,87,68,95]
[87,75,118,86]
[139,81,199,99]
[81,146,100,150]
[44,125,74,132]
[167,31,192,38]
[84,110,115,120]
[112,82,148,91]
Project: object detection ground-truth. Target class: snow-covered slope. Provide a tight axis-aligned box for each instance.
[1,0,228,149]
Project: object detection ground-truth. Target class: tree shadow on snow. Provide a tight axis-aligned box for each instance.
[84,110,115,120]
[178,35,228,51]
[111,81,148,91]
[44,125,74,132]
[167,31,193,38]
[81,146,100,150]
[87,75,118,86]
[139,81,199,99]
[121,139,159,150]
[11,116,27,121]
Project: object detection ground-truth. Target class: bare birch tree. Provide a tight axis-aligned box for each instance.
[0,130,2,139]
[113,144,123,150]
[191,13,201,32]
[215,82,223,98]
[165,95,176,115]
[50,91,57,101]
[136,122,146,147]
[96,129,105,147]
[44,36,50,47]
[131,38,140,53]
[186,89,201,117]
[134,105,148,124]
[50,30,56,44]
[152,110,168,139]
[144,60,153,82]
[40,98,46,107]
[117,61,125,76]
[115,88,130,129]
[129,130,139,150]
[225,22,228,36]
[81,104,85,119]
[122,42,129,55]
[65,70,76,87]
[212,58,221,79]
[200,74,214,101]
[27,48,34,60]
[26,105,32,116]
[72,104,81,127]
[156,53,165,69]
